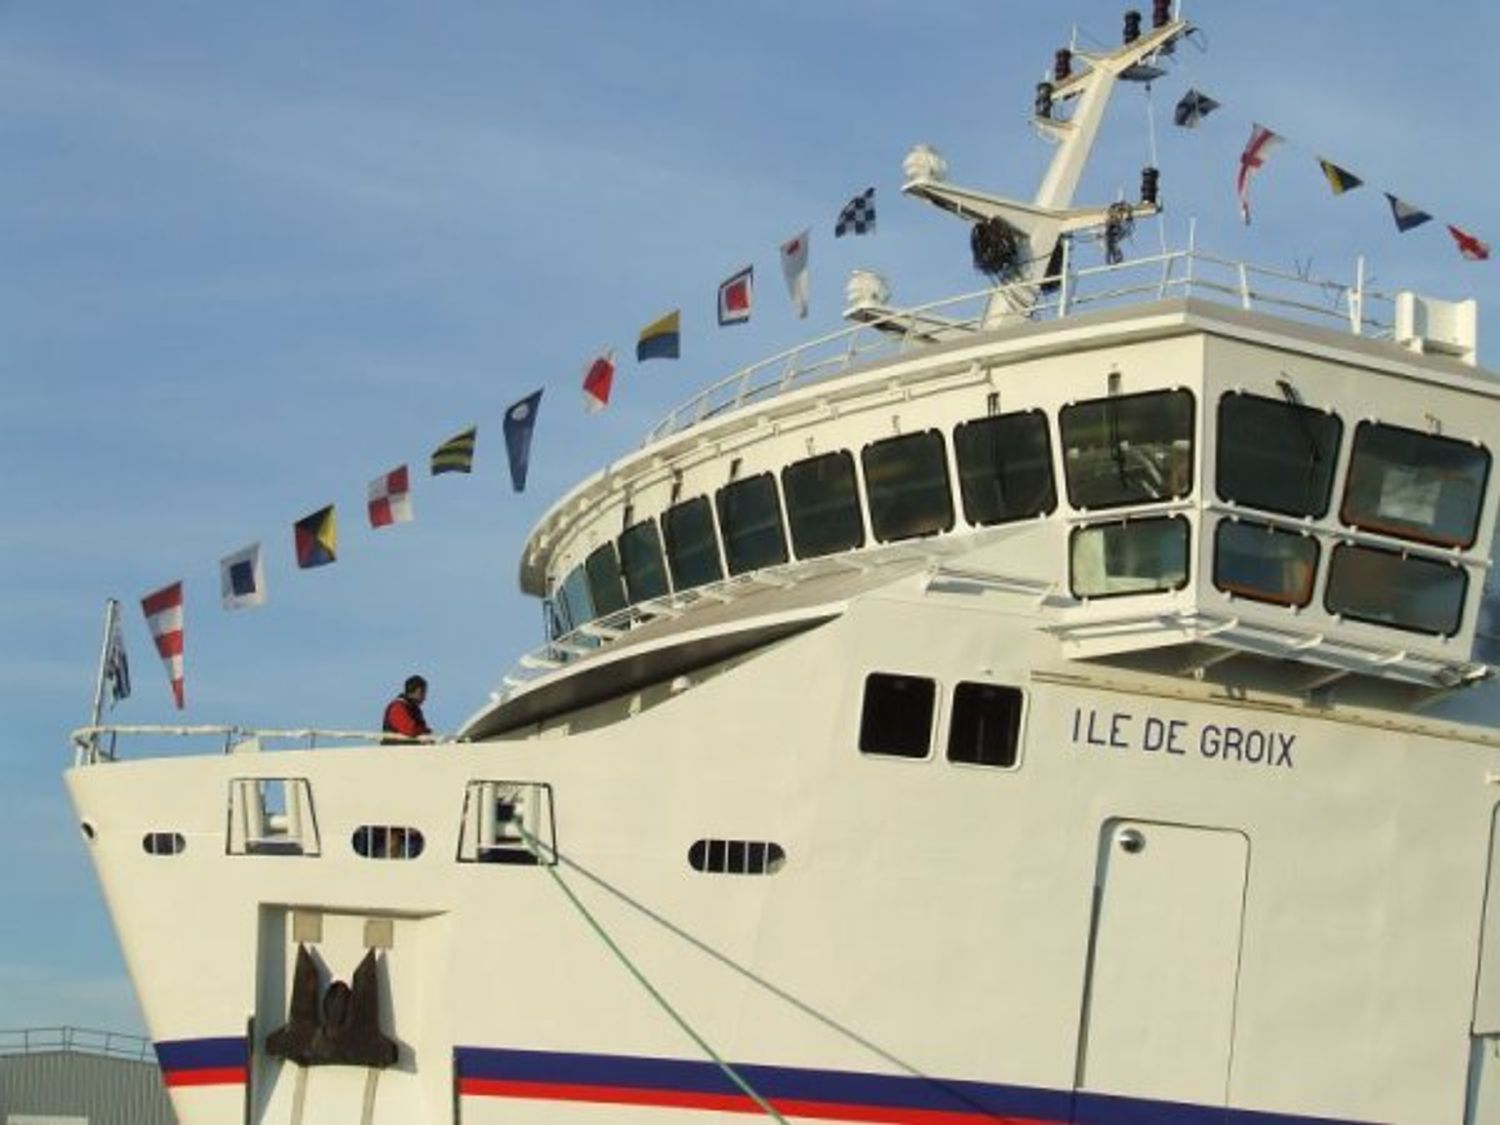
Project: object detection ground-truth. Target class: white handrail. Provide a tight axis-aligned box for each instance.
[71,723,436,766]
[646,247,1398,444]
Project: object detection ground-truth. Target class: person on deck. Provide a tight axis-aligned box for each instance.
[382,675,432,744]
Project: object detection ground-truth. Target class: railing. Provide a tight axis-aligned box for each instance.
[71,724,427,767]
[0,1026,155,1061]
[646,244,1396,443]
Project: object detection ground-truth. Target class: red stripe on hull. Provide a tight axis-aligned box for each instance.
[456,1078,1060,1124]
[164,1066,247,1087]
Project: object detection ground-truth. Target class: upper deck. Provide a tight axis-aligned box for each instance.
[469,260,1497,740]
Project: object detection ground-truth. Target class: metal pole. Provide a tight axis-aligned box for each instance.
[86,599,118,762]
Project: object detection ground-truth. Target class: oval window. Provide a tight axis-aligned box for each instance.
[352,826,425,860]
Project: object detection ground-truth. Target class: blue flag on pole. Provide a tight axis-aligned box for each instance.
[503,389,544,492]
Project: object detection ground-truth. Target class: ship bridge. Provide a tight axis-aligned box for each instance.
[468,274,1499,739]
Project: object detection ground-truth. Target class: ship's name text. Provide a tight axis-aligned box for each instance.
[1069,706,1294,769]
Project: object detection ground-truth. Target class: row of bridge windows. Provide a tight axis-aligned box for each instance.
[551,389,1490,640]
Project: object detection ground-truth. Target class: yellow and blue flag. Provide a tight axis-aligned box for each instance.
[293,505,337,569]
[637,310,680,362]
[431,426,477,475]
[1317,158,1362,196]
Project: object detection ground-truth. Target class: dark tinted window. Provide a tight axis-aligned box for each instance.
[1070,516,1190,598]
[1341,422,1490,548]
[352,826,425,860]
[1061,389,1195,509]
[782,452,865,558]
[859,673,936,758]
[716,474,789,575]
[954,410,1057,525]
[142,831,186,856]
[947,683,1023,768]
[662,497,723,591]
[585,542,627,617]
[1325,544,1468,635]
[862,431,955,542]
[1213,520,1319,607]
[619,519,671,602]
[1217,393,1341,517]
[688,840,786,875]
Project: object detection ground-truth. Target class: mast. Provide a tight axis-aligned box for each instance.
[902,8,1189,327]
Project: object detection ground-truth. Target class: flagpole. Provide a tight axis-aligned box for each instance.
[87,599,119,737]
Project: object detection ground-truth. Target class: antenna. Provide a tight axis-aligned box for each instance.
[902,11,1192,327]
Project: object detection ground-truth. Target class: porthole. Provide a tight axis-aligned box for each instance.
[142,831,186,856]
[688,839,786,875]
[352,825,425,860]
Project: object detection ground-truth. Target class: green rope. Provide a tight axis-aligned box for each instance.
[522,828,788,1124]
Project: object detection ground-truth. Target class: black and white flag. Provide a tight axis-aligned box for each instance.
[835,188,876,237]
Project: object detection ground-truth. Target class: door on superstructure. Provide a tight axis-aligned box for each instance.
[1073,820,1249,1117]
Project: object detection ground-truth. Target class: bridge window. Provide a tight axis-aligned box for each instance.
[1070,516,1190,598]
[1341,422,1490,548]
[619,519,671,602]
[1217,392,1341,517]
[688,840,786,875]
[716,473,789,575]
[859,672,936,759]
[782,451,865,558]
[1061,389,1195,510]
[947,683,1023,768]
[1325,544,1468,635]
[862,431,955,542]
[557,565,593,630]
[954,409,1057,526]
[585,542,628,617]
[662,496,724,591]
[1213,520,1319,607]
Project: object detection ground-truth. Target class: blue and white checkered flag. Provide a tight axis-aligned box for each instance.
[835,188,876,237]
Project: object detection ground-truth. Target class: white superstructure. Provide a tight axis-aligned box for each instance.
[67,10,1500,1124]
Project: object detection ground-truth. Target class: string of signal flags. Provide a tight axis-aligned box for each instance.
[118,189,881,710]
[1172,88,1491,261]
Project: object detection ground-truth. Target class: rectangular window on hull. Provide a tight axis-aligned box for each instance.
[558,565,594,630]
[1070,516,1190,598]
[782,451,865,558]
[585,542,628,617]
[1341,422,1490,548]
[619,519,671,603]
[859,672,936,759]
[662,496,724,591]
[862,430,955,542]
[947,683,1023,768]
[1216,392,1342,518]
[1213,519,1319,607]
[716,473,789,575]
[954,410,1057,526]
[1061,389,1195,510]
[1325,544,1468,635]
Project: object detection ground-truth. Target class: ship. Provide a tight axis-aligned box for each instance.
[66,6,1500,1123]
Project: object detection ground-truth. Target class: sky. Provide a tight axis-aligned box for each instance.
[1,1,1496,1036]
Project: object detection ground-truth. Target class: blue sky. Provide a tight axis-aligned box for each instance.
[2,2,1496,1034]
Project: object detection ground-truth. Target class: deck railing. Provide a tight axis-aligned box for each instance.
[71,724,421,766]
[646,244,1394,443]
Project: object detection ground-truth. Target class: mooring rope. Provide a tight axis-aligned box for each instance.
[520,827,789,1123]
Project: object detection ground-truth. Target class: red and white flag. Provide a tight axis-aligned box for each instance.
[141,581,185,710]
[780,230,810,319]
[368,464,413,528]
[718,265,753,326]
[582,350,616,414]
[1448,224,1491,262]
[1236,123,1281,225]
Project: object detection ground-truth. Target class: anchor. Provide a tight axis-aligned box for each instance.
[265,943,398,1068]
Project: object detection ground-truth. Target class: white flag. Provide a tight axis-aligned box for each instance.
[220,542,266,610]
[779,229,810,319]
